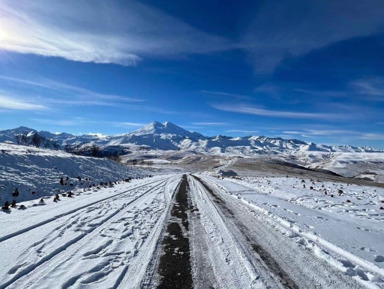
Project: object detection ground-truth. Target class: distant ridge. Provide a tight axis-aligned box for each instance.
[0,122,381,155]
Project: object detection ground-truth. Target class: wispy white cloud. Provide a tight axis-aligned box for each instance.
[112,122,146,128]
[226,129,259,134]
[30,118,98,126]
[0,0,233,66]
[192,122,228,126]
[31,118,146,128]
[0,75,144,108]
[278,129,384,148]
[201,90,251,100]
[282,129,362,139]
[0,75,142,103]
[213,104,346,120]
[352,78,384,100]
[242,0,384,72]
[304,129,359,136]
[0,95,47,110]
[360,133,384,140]
[282,131,303,135]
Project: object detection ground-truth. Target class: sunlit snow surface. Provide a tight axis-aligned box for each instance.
[0,143,156,202]
[1,141,384,288]
[200,174,384,284]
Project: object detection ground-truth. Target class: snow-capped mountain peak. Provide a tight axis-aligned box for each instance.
[0,121,382,154]
[131,121,195,138]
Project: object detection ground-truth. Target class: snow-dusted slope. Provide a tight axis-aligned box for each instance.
[0,143,150,203]
[283,151,384,183]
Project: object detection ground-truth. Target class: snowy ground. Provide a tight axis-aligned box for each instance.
[0,143,160,203]
[0,175,181,289]
[1,145,384,288]
[283,151,384,183]
[1,172,383,288]
[212,175,384,267]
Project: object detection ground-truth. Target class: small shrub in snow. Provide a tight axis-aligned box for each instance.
[2,201,10,210]
[12,188,19,197]
[11,200,17,208]
[53,194,60,202]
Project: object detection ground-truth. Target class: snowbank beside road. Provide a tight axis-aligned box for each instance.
[0,143,151,203]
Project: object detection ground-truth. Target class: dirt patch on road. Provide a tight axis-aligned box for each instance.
[157,175,193,289]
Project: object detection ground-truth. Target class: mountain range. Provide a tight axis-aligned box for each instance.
[0,121,381,155]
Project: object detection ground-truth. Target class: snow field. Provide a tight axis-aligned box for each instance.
[231,176,384,222]
[201,175,384,288]
[0,143,152,203]
[0,175,182,289]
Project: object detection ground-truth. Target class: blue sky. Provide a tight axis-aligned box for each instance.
[0,0,383,148]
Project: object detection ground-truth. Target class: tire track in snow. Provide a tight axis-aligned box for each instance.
[0,178,171,289]
[196,175,363,289]
[0,178,165,243]
[189,176,267,289]
[193,175,299,289]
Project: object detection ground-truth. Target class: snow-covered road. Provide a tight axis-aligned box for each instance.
[1,174,383,288]
[0,175,181,289]
[190,175,369,288]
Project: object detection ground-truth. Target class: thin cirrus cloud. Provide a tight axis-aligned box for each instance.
[0,75,142,107]
[200,90,251,100]
[282,129,360,138]
[0,76,142,102]
[0,94,47,110]
[192,122,228,126]
[30,118,85,126]
[352,78,384,100]
[0,0,233,66]
[242,0,384,72]
[280,129,384,142]
[112,122,147,128]
[213,104,345,120]
[226,129,259,134]
[361,133,384,141]
[30,118,145,128]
